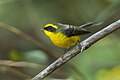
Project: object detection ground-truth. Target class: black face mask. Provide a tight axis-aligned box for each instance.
[44,26,56,32]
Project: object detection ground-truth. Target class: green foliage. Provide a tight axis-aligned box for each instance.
[96,65,120,80]
[9,50,22,61]
[0,0,120,80]
[24,50,48,64]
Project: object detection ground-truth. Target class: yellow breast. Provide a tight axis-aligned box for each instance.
[44,30,80,49]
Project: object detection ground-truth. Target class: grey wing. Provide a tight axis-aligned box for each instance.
[57,24,90,37]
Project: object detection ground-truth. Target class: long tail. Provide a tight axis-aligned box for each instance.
[79,22,102,28]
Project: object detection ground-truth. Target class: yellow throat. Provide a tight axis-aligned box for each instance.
[43,24,80,48]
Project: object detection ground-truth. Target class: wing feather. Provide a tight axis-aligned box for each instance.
[56,23,90,37]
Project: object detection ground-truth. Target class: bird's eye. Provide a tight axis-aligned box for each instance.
[44,26,56,32]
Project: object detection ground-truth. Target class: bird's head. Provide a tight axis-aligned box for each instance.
[43,24,58,32]
[42,24,58,37]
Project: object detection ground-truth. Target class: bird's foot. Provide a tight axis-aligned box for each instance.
[81,45,86,52]
[61,49,66,59]
[80,42,89,52]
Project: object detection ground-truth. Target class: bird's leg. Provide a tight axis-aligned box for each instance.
[61,49,67,59]
[77,40,81,50]
[78,41,86,52]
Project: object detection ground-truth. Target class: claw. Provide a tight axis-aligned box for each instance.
[61,49,67,59]
[80,42,88,52]
[81,46,85,52]
[77,41,86,52]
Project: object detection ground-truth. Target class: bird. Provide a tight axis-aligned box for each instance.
[42,22,98,57]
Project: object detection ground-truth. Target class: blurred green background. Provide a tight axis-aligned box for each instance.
[0,0,120,80]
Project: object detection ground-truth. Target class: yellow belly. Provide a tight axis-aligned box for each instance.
[44,30,80,48]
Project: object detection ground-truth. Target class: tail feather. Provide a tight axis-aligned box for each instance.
[79,22,102,28]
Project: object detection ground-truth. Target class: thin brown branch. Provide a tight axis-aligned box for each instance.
[32,19,120,80]
[0,60,44,69]
[0,66,31,79]
[7,67,31,79]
